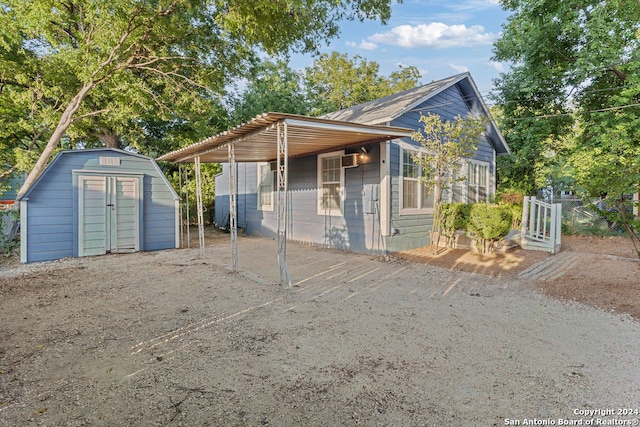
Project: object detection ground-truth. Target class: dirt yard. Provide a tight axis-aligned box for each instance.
[399,234,640,319]
[1,231,639,426]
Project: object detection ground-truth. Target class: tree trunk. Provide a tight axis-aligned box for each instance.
[17,83,95,199]
[429,186,442,255]
[99,131,121,149]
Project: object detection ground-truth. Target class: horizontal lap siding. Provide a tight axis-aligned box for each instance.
[25,164,75,262]
[214,165,229,227]
[229,146,383,253]
[342,144,383,253]
[24,150,177,263]
[214,163,253,230]
[386,82,492,253]
[288,155,350,249]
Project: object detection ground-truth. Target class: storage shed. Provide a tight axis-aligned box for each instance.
[19,148,179,263]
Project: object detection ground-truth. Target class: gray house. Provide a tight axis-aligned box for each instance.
[212,73,509,254]
[19,148,179,263]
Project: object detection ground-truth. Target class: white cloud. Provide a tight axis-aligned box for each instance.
[489,61,506,72]
[358,40,378,50]
[449,63,469,73]
[346,40,378,50]
[368,23,496,49]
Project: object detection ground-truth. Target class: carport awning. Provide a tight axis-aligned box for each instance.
[157,112,413,163]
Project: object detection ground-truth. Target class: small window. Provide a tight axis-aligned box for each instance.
[400,148,434,214]
[317,151,344,216]
[257,163,274,211]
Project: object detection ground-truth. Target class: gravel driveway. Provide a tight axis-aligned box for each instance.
[1,235,639,426]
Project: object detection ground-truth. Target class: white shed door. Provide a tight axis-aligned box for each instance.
[78,175,139,257]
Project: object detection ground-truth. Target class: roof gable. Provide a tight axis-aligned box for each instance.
[321,72,510,155]
[20,148,177,200]
[321,73,468,125]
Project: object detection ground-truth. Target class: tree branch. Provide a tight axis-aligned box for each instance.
[70,109,110,123]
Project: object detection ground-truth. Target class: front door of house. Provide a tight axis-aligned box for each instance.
[78,175,140,256]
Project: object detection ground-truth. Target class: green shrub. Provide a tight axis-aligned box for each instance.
[467,204,512,253]
[503,202,523,230]
[0,209,19,257]
[438,203,471,247]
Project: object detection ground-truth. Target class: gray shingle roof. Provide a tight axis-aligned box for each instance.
[321,73,467,125]
[320,72,510,155]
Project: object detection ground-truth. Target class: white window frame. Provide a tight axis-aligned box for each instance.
[399,147,435,215]
[257,162,274,211]
[317,150,345,216]
[449,161,467,203]
[467,160,490,203]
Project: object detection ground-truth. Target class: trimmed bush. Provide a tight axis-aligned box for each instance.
[438,203,471,248]
[467,204,513,253]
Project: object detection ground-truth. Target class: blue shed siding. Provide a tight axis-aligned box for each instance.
[22,149,177,263]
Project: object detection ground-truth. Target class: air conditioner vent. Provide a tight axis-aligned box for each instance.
[341,154,359,168]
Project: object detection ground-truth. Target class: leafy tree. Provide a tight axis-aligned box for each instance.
[228,60,310,124]
[304,51,421,114]
[410,113,488,254]
[0,0,398,198]
[492,0,640,254]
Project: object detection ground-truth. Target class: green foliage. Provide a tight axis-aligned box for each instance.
[438,203,471,248]
[303,52,421,114]
[228,60,310,123]
[166,163,221,225]
[0,209,19,257]
[1,0,398,197]
[411,113,488,253]
[492,0,640,195]
[467,204,513,253]
[411,113,488,206]
[437,202,518,252]
[492,0,640,255]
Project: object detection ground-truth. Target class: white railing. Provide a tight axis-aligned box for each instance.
[521,196,562,253]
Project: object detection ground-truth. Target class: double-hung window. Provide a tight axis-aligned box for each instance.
[467,162,489,203]
[450,162,466,203]
[317,151,344,216]
[400,149,434,214]
[257,163,274,211]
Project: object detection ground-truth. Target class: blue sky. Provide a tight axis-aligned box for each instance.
[290,0,510,102]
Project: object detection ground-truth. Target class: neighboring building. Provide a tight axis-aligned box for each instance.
[19,148,179,263]
[213,72,509,254]
[0,172,25,207]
